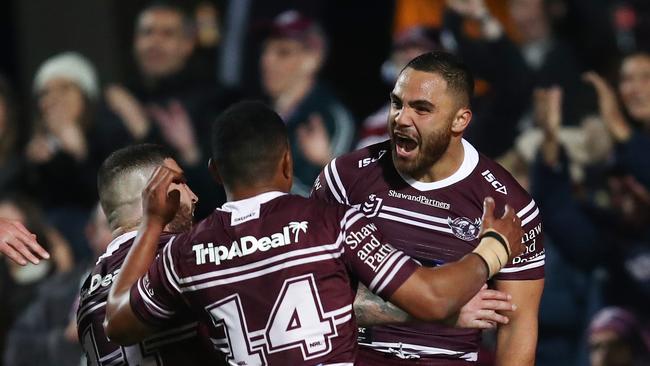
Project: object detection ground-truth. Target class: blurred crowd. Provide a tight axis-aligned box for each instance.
[0,0,649,365]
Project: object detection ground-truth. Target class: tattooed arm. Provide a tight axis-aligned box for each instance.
[355,283,412,326]
[354,283,514,328]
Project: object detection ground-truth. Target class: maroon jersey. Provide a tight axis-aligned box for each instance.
[129,192,419,366]
[77,232,217,365]
[311,140,545,361]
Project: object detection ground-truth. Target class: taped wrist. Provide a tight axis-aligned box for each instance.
[472,229,510,278]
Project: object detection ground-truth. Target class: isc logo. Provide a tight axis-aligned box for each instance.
[481,170,508,195]
[358,150,386,168]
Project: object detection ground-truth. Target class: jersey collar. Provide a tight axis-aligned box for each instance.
[218,191,287,226]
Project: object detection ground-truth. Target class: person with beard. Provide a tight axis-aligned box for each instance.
[312,51,545,365]
[76,144,222,365]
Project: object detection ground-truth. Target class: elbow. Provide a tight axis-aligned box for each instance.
[103,311,137,346]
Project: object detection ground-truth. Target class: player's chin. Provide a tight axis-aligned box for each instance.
[167,206,194,233]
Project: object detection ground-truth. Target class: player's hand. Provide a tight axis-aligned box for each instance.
[142,166,182,228]
[455,284,515,329]
[582,71,632,142]
[480,197,524,260]
[0,218,50,265]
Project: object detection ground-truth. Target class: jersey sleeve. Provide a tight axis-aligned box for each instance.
[494,196,546,281]
[129,235,185,328]
[338,207,419,299]
[310,158,350,205]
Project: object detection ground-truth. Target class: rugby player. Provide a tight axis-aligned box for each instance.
[77,144,221,365]
[312,51,545,365]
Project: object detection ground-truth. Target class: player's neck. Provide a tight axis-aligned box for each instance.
[413,138,465,183]
[226,185,289,203]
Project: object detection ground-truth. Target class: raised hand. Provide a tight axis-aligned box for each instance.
[480,197,524,260]
[296,113,332,167]
[142,166,183,228]
[149,100,200,165]
[455,284,515,329]
[105,84,150,140]
[583,71,632,142]
[0,218,50,265]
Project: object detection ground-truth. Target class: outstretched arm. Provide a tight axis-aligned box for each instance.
[104,166,182,344]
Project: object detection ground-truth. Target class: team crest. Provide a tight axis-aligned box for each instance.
[361,194,383,218]
[447,217,482,241]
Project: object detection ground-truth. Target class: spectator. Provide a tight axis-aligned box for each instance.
[24,52,103,261]
[260,10,355,196]
[99,2,237,219]
[584,51,650,190]
[588,307,650,366]
[3,205,111,366]
[443,0,590,157]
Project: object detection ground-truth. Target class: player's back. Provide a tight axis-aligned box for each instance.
[77,232,217,365]
[132,191,418,365]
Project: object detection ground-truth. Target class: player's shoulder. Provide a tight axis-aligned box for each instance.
[473,152,534,209]
[316,140,391,196]
[329,140,391,172]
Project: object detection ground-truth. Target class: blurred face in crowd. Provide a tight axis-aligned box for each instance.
[619,54,650,125]
[589,330,634,366]
[161,158,198,233]
[134,8,194,80]
[388,68,469,179]
[260,38,320,98]
[509,0,550,43]
[86,206,113,258]
[38,78,85,126]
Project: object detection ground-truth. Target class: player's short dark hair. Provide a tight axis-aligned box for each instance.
[97,144,173,210]
[211,101,288,188]
[402,51,474,105]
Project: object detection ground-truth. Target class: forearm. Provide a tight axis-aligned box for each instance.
[354,284,413,326]
[105,218,163,343]
[390,253,488,321]
[495,317,538,366]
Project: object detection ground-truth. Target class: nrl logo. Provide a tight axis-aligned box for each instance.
[361,194,383,217]
[447,217,481,241]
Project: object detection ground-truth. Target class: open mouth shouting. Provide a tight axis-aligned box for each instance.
[393,131,419,159]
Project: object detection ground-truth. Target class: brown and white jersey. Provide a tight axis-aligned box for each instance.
[129,192,419,366]
[77,232,217,365]
[312,139,545,361]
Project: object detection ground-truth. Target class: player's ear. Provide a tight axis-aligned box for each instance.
[208,158,223,185]
[451,107,472,134]
[281,147,292,181]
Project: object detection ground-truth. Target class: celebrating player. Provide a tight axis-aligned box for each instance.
[312,51,545,365]
[76,144,221,365]
[103,101,524,365]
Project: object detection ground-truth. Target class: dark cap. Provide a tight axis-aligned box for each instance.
[393,26,441,51]
[266,10,324,49]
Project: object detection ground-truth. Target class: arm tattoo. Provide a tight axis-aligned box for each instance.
[354,284,413,326]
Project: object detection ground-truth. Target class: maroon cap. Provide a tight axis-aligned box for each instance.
[392,26,441,51]
[267,10,324,49]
